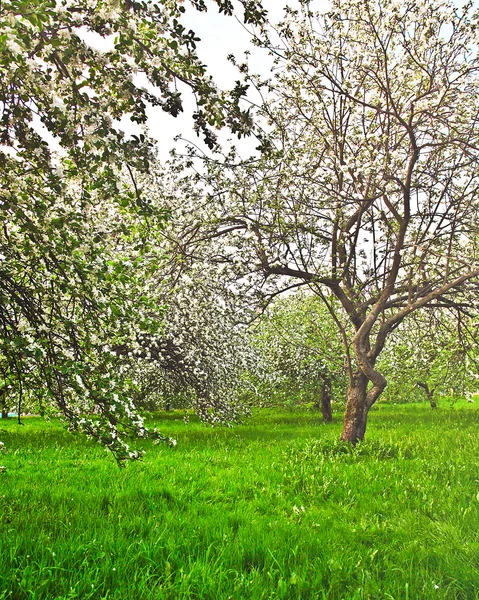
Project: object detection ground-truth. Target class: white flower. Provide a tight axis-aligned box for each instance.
[6,38,22,55]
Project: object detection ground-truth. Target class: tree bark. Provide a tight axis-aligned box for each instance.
[339,324,388,443]
[0,388,7,419]
[417,382,437,409]
[340,372,369,444]
[320,379,332,423]
[17,383,23,425]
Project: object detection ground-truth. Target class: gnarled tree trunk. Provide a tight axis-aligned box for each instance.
[340,331,387,444]
[340,372,369,443]
[417,381,437,409]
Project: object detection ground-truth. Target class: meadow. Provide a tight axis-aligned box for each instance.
[0,402,478,600]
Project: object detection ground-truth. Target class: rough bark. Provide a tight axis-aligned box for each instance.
[340,371,369,444]
[417,381,437,409]
[340,327,388,443]
[0,388,7,419]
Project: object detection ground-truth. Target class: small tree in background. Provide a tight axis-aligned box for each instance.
[248,292,347,421]
[378,311,479,408]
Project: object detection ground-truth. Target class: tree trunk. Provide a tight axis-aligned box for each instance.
[0,388,7,419]
[320,379,332,423]
[417,382,437,409]
[340,372,369,444]
[17,383,23,425]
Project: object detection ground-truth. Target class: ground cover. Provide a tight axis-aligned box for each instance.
[0,403,478,599]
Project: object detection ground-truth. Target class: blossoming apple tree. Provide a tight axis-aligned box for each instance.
[165,0,479,443]
[378,310,479,407]
[128,260,256,423]
[0,0,264,461]
[248,291,347,420]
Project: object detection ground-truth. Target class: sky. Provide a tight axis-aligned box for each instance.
[136,0,289,159]
[133,0,330,159]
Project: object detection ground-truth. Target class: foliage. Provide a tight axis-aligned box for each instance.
[1,405,479,598]
[129,262,255,424]
[0,0,265,460]
[247,291,348,409]
[165,0,479,441]
[378,310,479,405]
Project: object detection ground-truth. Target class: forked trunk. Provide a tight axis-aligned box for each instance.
[340,323,387,444]
[340,372,369,444]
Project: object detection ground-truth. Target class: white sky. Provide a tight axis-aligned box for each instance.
[134,0,330,159]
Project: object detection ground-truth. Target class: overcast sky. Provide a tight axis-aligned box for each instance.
[140,0,330,159]
[75,1,330,159]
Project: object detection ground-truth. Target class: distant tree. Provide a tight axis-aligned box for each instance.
[0,0,265,461]
[165,0,479,443]
[128,262,255,424]
[248,292,347,421]
[378,311,479,408]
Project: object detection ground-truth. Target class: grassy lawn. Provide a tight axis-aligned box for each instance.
[0,402,478,599]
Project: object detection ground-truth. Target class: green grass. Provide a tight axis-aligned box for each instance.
[1,402,479,599]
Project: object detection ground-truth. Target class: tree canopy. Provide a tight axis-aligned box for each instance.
[164,0,479,442]
[0,0,264,461]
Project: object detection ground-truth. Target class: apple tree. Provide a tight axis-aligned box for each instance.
[164,0,479,443]
[0,0,264,460]
[247,291,347,420]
